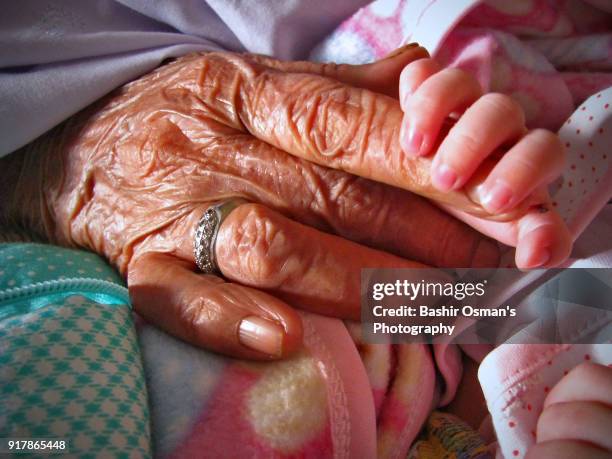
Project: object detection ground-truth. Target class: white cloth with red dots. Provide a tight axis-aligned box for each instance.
[479,91,612,458]
[553,87,612,240]
[479,343,611,459]
[478,88,612,458]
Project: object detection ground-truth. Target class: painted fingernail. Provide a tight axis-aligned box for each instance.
[481,181,514,213]
[432,163,458,191]
[239,316,284,357]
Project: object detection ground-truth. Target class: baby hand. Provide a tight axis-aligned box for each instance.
[399,58,572,268]
[527,362,612,458]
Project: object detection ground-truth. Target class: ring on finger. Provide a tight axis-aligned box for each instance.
[194,198,251,274]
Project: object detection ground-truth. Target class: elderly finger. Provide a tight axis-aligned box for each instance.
[175,52,521,220]
[536,401,612,451]
[128,251,303,359]
[231,139,501,268]
[244,44,429,98]
[231,56,502,219]
[310,175,501,268]
[202,203,426,320]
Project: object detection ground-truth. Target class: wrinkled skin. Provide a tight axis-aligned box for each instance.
[46,50,505,268]
[4,48,515,358]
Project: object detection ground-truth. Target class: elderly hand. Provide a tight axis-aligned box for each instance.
[526,363,612,459]
[4,46,535,359]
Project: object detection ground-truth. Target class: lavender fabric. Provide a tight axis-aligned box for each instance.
[0,0,369,156]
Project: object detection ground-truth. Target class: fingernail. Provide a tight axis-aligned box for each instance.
[239,316,284,357]
[525,247,551,268]
[481,181,513,213]
[401,122,424,155]
[517,225,554,269]
[432,163,458,191]
[384,43,419,59]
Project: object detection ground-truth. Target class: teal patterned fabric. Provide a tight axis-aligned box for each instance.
[0,243,151,458]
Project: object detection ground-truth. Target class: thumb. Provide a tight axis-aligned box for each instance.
[244,43,429,98]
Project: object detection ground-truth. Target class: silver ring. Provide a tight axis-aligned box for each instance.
[194,198,250,274]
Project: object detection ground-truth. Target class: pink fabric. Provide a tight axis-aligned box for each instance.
[139,313,377,458]
[437,27,575,129]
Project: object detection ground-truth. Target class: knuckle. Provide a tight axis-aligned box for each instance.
[126,252,152,284]
[407,90,438,123]
[290,164,335,225]
[483,92,525,123]
[228,204,290,286]
[446,127,483,162]
[331,175,389,236]
[323,61,341,79]
[298,85,361,160]
[425,67,479,96]
[444,67,474,83]
[177,292,212,344]
[532,128,565,159]
[408,89,432,110]
[127,251,169,286]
